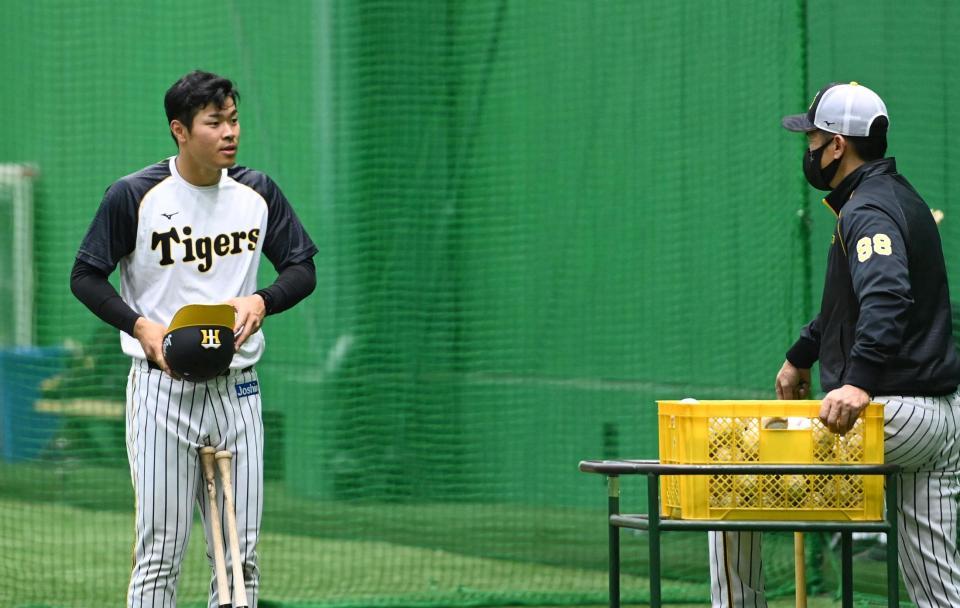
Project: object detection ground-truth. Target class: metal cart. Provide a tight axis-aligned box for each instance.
[579,459,901,608]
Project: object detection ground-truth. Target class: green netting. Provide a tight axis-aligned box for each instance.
[0,0,953,606]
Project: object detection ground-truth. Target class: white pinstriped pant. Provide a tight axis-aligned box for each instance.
[708,392,960,607]
[125,359,264,608]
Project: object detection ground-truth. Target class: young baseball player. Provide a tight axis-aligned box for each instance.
[70,70,317,607]
[708,82,960,607]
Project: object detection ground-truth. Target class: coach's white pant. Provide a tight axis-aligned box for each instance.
[708,393,960,607]
[125,360,264,608]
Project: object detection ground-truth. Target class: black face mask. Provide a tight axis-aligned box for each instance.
[803,138,841,191]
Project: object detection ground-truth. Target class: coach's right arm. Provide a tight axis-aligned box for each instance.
[776,314,820,399]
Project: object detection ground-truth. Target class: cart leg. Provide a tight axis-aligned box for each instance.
[885,474,899,608]
[608,476,620,608]
[840,530,853,608]
[647,473,661,608]
[794,532,807,608]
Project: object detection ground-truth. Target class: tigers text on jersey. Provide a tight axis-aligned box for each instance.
[77,156,317,368]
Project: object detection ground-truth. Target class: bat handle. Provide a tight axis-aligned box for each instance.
[217,450,249,608]
[200,446,232,607]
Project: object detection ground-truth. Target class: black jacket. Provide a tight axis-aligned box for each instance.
[787,158,960,396]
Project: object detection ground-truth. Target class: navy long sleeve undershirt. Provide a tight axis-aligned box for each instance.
[71,257,316,335]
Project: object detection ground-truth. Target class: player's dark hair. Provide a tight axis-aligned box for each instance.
[164,70,240,144]
[844,115,889,161]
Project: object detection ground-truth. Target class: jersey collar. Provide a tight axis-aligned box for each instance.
[824,157,897,215]
[168,156,226,191]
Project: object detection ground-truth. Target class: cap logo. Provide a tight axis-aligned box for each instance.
[200,328,222,350]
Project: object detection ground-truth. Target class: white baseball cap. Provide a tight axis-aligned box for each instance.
[782,81,889,137]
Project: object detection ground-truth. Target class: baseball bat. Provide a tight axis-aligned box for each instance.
[217,450,249,608]
[200,446,232,608]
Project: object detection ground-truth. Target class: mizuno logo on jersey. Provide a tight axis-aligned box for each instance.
[200,329,222,349]
[151,226,260,272]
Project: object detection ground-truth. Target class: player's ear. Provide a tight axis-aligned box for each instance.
[832,135,846,159]
[170,120,188,145]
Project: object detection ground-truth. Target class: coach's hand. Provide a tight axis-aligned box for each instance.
[227,295,266,348]
[133,316,175,377]
[820,384,870,435]
[775,360,811,399]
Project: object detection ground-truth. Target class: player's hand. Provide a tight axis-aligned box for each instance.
[775,360,811,399]
[819,384,870,435]
[133,316,176,377]
[227,294,266,348]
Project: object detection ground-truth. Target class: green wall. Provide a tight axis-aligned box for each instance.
[7,1,960,605]
[3,0,960,511]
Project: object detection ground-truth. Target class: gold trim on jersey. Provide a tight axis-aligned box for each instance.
[232,177,271,210]
[836,217,847,256]
[137,175,175,218]
[821,197,838,217]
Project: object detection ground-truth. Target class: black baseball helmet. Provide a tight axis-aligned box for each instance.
[162,304,236,382]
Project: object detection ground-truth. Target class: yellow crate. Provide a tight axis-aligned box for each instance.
[657,400,884,521]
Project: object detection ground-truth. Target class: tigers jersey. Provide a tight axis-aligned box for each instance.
[76,156,317,368]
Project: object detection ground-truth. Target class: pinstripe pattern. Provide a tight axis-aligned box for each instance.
[708,392,960,607]
[126,359,263,608]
